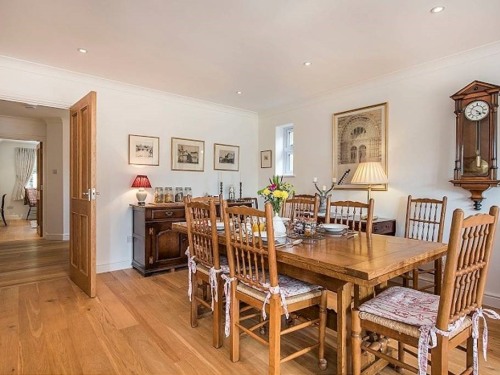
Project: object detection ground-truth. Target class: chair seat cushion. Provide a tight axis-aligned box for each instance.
[196,255,229,275]
[359,286,471,338]
[237,274,322,304]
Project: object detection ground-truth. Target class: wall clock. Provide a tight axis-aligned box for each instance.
[450,81,500,210]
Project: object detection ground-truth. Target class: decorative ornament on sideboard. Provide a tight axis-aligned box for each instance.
[313,169,350,214]
[450,81,500,210]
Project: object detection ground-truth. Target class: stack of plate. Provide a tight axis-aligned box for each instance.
[253,232,287,242]
[321,223,349,233]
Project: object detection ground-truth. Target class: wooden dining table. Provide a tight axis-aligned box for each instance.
[172,223,448,375]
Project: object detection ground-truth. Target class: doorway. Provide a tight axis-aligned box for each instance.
[0,99,70,287]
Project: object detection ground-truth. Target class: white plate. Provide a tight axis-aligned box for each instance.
[321,223,348,233]
[254,231,287,240]
[209,221,225,230]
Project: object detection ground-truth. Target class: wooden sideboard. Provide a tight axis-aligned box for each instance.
[131,199,256,276]
[131,203,189,276]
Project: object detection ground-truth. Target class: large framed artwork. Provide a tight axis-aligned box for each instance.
[332,102,388,190]
[214,143,239,171]
[171,137,205,172]
[128,134,159,166]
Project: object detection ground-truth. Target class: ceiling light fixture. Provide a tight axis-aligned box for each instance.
[430,6,445,13]
[303,61,312,66]
[236,91,242,95]
[77,48,88,53]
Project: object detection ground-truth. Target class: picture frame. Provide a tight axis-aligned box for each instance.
[171,137,205,172]
[128,134,159,166]
[214,143,239,171]
[332,102,388,190]
[260,150,272,168]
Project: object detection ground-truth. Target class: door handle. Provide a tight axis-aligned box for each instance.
[83,188,100,201]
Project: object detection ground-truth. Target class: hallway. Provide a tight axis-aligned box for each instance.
[0,233,68,288]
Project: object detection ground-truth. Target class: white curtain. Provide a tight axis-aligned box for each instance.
[12,147,36,201]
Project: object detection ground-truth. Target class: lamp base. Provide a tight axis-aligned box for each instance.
[136,189,147,206]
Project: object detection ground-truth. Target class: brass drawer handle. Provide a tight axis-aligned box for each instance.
[165,211,174,217]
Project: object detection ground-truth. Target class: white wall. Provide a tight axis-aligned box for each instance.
[0,55,259,273]
[259,42,500,308]
[0,138,37,219]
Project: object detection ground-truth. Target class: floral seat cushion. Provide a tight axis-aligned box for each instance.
[237,273,322,304]
[359,286,471,338]
[197,255,229,275]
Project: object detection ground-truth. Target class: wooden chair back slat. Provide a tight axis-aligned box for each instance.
[436,206,498,330]
[184,197,220,269]
[325,198,374,235]
[223,201,276,292]
[405,196,447,243]
[281,195,319,222]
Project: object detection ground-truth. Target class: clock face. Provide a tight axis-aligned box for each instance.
[464,100,489,121]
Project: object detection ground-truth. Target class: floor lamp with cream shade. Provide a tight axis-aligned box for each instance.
[351,162,388,202]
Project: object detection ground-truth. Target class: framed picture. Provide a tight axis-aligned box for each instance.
[214,143,239,171]
[171,137,205,171]
[128,134,159,166]
[332,102,388,190]
[261,150,272,168]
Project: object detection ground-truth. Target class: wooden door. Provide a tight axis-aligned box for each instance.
[69,92,97,297]
[36,142,43,237]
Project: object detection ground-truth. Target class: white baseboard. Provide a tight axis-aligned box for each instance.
[97,260,132,274]
[44,233,69,241]
[483,292,500,310]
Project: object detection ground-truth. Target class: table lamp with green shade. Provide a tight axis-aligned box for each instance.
[350,162,388,202]
[131,175,152,205]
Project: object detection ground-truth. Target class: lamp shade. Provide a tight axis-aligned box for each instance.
[131,175,152,188]
[351,162,388,185]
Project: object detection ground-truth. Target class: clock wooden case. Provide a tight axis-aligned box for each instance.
[450,81,500,210]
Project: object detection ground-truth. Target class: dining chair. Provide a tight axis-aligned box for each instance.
[184,196,226,348]
[239,197,258,209]
[352,206,499,375]
[402,195,447,295]
[281,195,319,222]
[222,201,327,375]
[325,198,374,235]
[24,188,37,220]
[1,194,7,226]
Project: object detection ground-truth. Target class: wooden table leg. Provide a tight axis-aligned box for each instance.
[336,282,353,375]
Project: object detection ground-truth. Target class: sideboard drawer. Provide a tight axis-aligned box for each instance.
[150,208,185,220]
[373,219,396,235]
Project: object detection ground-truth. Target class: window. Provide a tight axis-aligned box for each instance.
[283,125,294,175]
[27,163,37,189]
[275,124,294,176]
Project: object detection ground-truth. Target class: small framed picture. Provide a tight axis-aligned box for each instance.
[128,134,159,166]
[261,150,272,168]
[171,137,205,172]
[214,143,239,171]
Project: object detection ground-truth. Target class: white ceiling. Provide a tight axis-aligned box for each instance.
[1,0,500,113]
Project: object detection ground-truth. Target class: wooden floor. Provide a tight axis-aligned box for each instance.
[0,218,40,243]
[1,266,499,375]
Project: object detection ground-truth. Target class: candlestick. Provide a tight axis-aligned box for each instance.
[219,181,223,196]
[239,182,242,199]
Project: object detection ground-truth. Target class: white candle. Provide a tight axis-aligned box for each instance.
[313,177,318,183]
[332,177,337,183]
[322,185,327,191]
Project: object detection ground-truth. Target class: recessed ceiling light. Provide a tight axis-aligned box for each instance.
[77,48,88,53]
[430,6,445,13]
[236,91,242,95]
[303,61,312,66]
